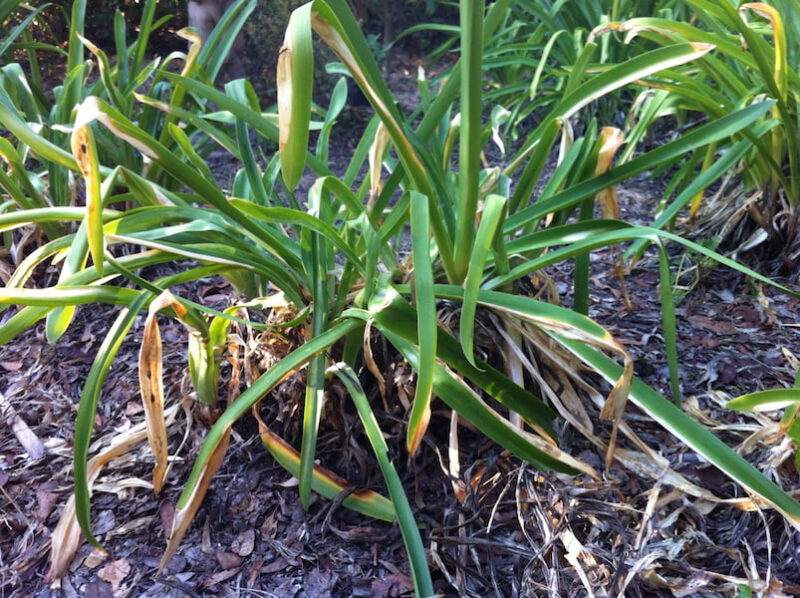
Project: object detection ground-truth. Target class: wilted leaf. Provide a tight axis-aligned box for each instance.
[277,4,313,189]
[1,390,45,461]
[139,292,178,494]
[46,403,182,581]
[594,127,624,219]
[368,122,390,202]
[253,403,396,521]
[159,427,231,572]
[83,548,107,569]
[202,566,242,588]
[70,105,104,276]
[34,486,58,522]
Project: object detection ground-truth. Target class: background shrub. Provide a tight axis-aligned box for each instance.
[9,0,187,53]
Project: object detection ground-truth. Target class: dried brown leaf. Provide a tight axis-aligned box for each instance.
[96,558,130,590]
[215,551,243,570]
[139,292,181,494]
[158,427,231,572]
[1,390,45,460]
[231,529,255,557]
[46,403,183,581]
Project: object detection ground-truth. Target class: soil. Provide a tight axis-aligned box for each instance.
[3,54,800,598]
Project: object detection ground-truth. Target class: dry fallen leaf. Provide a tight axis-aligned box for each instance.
[158,500,175,539]
[231,529,255,557]
[96,558,130,590]
[83,548,108,569]
[46,403,183,581]
[34,487,59,523]
[215,551,243,570]
[159,427,231,572]
[1,390,45,461]
[202,566,241,588]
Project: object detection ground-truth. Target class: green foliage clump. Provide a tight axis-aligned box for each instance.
[5,0,186,54]
[3,0,800,595]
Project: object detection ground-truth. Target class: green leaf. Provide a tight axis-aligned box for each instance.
[330,363,434,598]
[564,339,800,524]
[407,191,437,455]
[74,294,151,547]
[727,389,800,413]
[363,290,584,474]
[506,102,774,234]
[174,318,362,507]
[278,3,314,189]
[460,194,506,366]
[452,0,485,281]
[370,285,558,434]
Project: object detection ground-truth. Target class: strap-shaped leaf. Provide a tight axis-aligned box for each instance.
[253,403,395,521]
[563,339,800,526]
[727,389,800,413]
[510,42,715,168]
[45,220,89,343]
[163,320,362,569]
[330,363,434,598]
[407,191,436,455]
[0,260,231,345]
[437,285,632,424]
[70,111,104,276]
[360,284,558,437]
[452,0,484,280]
[362,291,590,475]
[505,101,774,233]
[139,292,177,493]
[73,294,151,548]
[278,3,313,189]
[460,194,506,366]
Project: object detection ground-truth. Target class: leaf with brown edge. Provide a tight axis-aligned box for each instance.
[252,404,396,522]
[158,426,231,573]
[277,3,313,190]
[368,122,390,204]
[47,403,183,581]
[593,127,631,312]
[70,104,104,277]
[594,127,624,219]
[139,292,180,494]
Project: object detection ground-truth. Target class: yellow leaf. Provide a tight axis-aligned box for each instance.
[368,122,390,204]
[594,127,625,220]
[70,113,104,276]
[139,292,180,494]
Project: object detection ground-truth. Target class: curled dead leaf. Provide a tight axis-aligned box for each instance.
[138,292,179,494]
